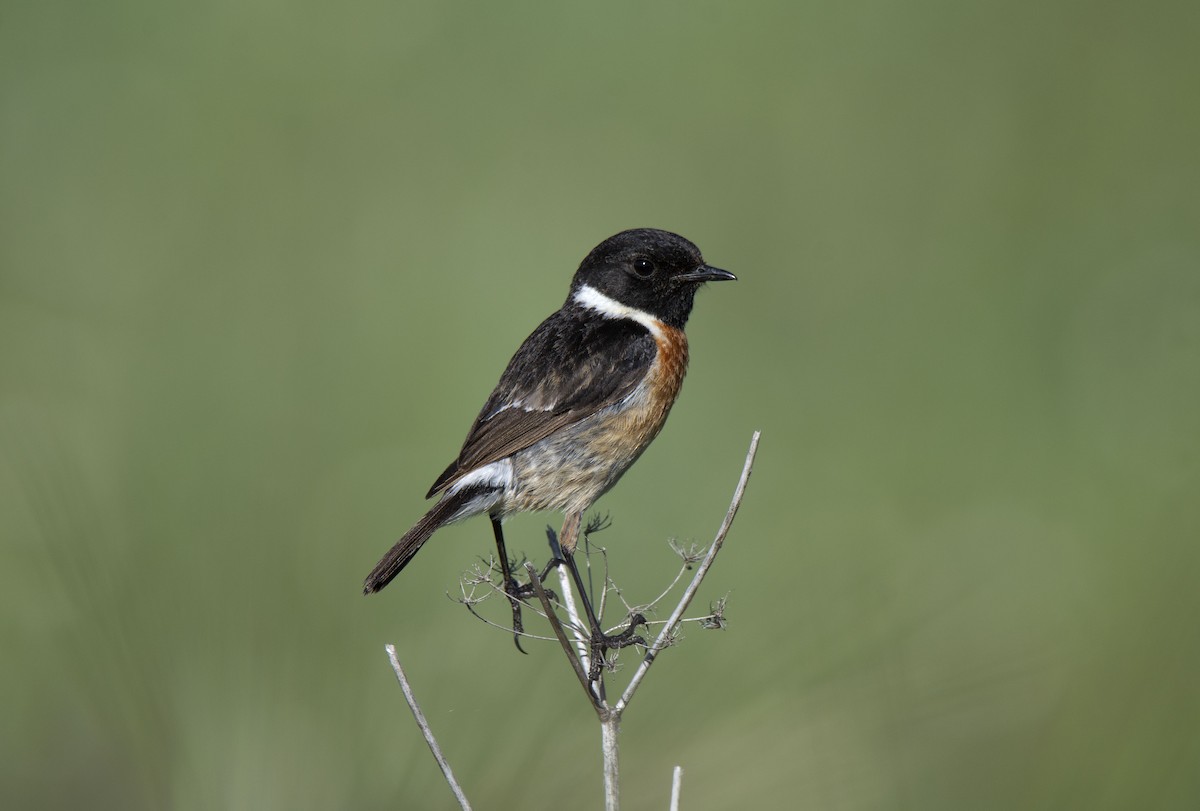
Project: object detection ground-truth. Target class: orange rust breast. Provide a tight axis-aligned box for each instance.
[504,319,692,517]
[615,320,688,450]
[649,322,689,415]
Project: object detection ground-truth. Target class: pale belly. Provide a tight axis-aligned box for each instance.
[500,381,674,517]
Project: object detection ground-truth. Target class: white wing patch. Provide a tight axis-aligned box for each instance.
[447,458,514,495]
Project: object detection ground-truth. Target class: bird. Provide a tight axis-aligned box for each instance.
[363,228,735,653]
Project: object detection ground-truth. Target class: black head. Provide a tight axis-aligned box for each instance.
[568,228,735,329]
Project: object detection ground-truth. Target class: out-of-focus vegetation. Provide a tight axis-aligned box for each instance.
[3,1,1198,808]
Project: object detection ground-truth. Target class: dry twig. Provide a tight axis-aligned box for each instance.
[384,645,472,811]
[385,430,761,811]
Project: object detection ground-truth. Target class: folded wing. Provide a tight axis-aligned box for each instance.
[428,315,657,497]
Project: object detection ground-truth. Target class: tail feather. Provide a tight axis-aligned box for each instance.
[363,490,475,594]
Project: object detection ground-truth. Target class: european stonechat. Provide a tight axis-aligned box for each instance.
[363,228,735,650]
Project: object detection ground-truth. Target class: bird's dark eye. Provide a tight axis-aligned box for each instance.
[632,258,655,278]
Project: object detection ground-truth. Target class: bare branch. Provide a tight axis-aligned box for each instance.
[459,600,560,642]
[387,431,760,811]
[384,645,473,811]
[635,547,699,614]
[615,430,760,714]
[553,550,595,673]
[523,563,605,716]
[601,715,620,811]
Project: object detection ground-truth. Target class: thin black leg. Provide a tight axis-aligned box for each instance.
[559,546,646,680]
[491,517,527,654]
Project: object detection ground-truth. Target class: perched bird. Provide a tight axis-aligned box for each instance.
[363,228,734,648]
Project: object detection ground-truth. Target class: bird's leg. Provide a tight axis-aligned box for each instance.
[536,529,564,582]
[490,516,529,654]
[558,512,647,680]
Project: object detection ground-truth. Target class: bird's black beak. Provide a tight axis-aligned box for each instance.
[673,264,737,283]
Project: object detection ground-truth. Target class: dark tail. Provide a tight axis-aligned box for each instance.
[363,490,474,594]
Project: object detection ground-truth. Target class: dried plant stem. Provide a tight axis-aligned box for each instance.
[532,430,761,811]
[670,765,683,811]
[556,557,594,673]
[602,714,620,810]
[384,645,472,811]
[524,562,600,712]
[615,429,759,715]
[386,430,761,811]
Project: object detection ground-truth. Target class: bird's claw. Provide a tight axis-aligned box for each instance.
[587,613,647,680]
[502,565,562,653]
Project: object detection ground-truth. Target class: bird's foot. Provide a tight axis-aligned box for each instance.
[501,558,563,653]
[587,613,647,680]
[501,577,527,654]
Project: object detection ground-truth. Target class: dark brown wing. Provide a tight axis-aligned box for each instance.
[427,310,657,497]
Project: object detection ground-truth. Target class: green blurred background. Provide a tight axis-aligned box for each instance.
[3,1,1199,808]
